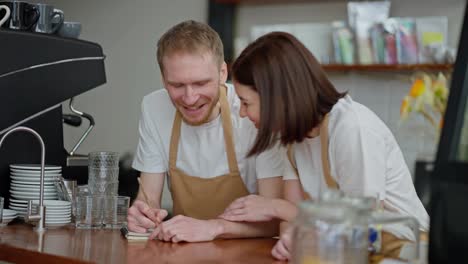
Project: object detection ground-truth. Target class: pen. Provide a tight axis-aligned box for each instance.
[137,177,163,226]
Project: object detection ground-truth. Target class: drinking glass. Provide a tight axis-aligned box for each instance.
[103,196,130,229]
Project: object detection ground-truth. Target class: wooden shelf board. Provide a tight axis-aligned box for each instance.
[213,0,338,4]
[322,64,454,72]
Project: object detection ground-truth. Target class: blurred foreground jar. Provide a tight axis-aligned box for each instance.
[292,201,368,264]
[292,192,421,264]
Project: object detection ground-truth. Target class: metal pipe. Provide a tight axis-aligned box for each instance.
[0,126,46,232]
[68,97,95,156]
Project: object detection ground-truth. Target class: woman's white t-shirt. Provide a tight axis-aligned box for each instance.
[284,95,429,239]
[132,84,284,193]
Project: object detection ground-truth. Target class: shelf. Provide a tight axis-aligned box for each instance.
[322,64,454,72]
[214,0,338,4]
[227,63,453,73]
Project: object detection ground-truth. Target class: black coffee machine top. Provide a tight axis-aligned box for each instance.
[0,30,107,205]
[0,30,106,134]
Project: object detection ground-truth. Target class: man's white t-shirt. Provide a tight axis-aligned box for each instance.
[132,84,283,193]
[284,95,429,239]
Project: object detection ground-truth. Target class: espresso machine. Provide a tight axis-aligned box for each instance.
[0,29,106,207]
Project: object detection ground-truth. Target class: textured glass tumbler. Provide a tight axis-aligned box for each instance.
[88,167,119,182]
[88,151,119,169]
[88,151,120,196]
[88,180,119,196]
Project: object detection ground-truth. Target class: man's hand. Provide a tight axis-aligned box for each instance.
[150,215,223,243]
[127,200,168,233]
[219,194,277,222]
[271,225,293,261]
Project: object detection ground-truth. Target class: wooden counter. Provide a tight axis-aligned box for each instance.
[0,222,284,264]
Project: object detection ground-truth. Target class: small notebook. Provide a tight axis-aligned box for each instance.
[120,225,152,241]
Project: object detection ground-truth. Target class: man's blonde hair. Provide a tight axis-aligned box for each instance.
[157,20,224,73]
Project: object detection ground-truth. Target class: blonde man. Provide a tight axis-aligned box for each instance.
[127,20,283,242]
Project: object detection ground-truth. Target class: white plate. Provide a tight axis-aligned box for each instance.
[11,182,56,187]
[46,214,71,219]
[10,191,57,196]
[43,205,71,210]
[46,217,71,221]
[11,168,61,173]
[45,222,71,228]
[46,213,71,220]
[10,194,57,199]
[46,210,71,215]
[11,169,61,175]
[9,198,29,204]
[9,204,27,209]
[45,206,71,210]
[10,183,56,188]
[45,219,71,224]
[8,209,26,213]
[45,207,71,212]
[10,176,56,182]
[8,205,26,211]
[3,213,18,218]
[32,200,71,207]
[3,208,16,216]
[46,212,71,216]
[11,173,61,178]
[8,201,28,205]
[10,189,57,196]
[45,221,71,225]
[10,164,62,170]
[9,190,57,196]
[2,209,18,216]
[11,170,60,175]
[10,194,58,200]
[11,197,57,202]
[31,220,72,227]
[11,180,55,186]
[10,186,56,192]
[11,194,58,200]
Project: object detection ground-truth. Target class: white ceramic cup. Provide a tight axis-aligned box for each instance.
[0,5,10,27]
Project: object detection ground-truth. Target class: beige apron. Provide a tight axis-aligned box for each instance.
[287,114,427,262]
[168,85,249,220]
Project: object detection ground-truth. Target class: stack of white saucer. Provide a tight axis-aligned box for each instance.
[32,200,72,227]
[8,164,61,216]
[1,209,18,226]
[8,199,28,217]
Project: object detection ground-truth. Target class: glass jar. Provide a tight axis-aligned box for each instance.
[292,201,368,264]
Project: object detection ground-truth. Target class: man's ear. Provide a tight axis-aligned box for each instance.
[220,62,228,84]
[160,66,168,90]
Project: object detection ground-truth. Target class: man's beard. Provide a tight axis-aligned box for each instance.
[180,90,220,126]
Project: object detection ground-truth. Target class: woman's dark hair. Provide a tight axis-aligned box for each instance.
[232,32,346,156]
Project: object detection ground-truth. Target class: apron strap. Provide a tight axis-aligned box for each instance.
[168,85,239,174]
[320,114,339,189]
[286,144,312,200]
[286,145,299,177]
[285,114,338,194]
[169,112,182,170]
[219,84,240,174]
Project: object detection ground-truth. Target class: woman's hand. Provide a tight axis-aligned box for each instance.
[218,194,277,222]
